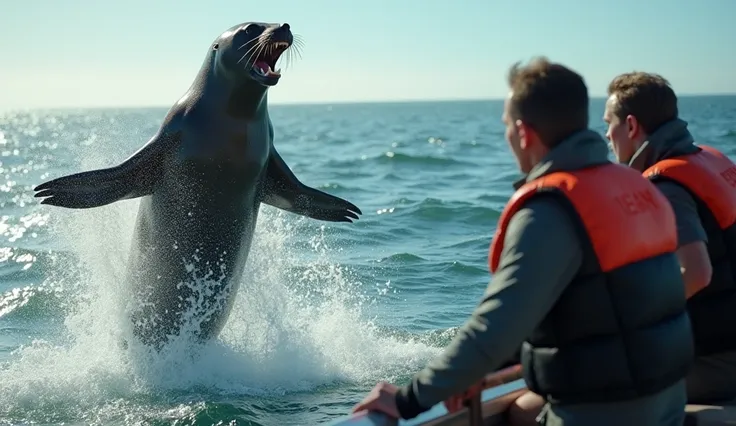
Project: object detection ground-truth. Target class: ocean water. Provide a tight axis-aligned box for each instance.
[0,97,735,426]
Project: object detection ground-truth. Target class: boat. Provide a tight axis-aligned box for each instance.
[326,366,736,425]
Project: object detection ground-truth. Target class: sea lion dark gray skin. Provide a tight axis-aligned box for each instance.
[33,22,362,349]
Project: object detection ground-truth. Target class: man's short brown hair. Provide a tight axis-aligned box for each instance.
[506,57,589,147]
[607,72,678,134]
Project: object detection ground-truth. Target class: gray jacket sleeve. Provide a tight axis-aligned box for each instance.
[395,196,584,418]
[654,181,707,246]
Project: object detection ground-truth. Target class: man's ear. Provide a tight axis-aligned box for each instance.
[625,114,640,140]
[517,120,534,150]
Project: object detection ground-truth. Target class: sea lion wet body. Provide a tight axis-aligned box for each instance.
[34,22,362,347]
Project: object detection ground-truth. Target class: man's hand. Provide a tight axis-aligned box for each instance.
[443,381,485,413]
[352,381,401,419]
[444,364,523,413]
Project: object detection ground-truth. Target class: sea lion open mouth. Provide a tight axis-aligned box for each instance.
[235,23,298,87]
[250,40,290,83]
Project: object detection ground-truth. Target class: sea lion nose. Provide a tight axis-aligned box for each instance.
[280,23,290,31]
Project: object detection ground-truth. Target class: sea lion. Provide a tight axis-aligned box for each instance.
[33,21,362,348]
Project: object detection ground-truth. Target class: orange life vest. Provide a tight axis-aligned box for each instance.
[643,145,736,231]
[643,145,736,356]
[489,163,677,274]
[487,162,693,403]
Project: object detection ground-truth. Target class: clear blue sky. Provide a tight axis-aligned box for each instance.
[1,0,734,109]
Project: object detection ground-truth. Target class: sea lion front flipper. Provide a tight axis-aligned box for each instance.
[260,147,362,222]
[34,129,177,209]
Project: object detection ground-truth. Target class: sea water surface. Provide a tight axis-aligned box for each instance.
[0,97,735,425]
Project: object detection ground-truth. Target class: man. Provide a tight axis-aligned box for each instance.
[352,57,694,426]
[604,71,736,404]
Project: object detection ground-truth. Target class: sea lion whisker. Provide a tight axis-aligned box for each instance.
[255,34,272,50]
[241,38,265,59]
[246,42,269,71]
[291,38,304,59]
[237,43,257,65]
[292,42,304,59]
[238,38,267,65]
[247,43,268,71]
[237,38,258,51]
[282,43,303,71]
[284,47,296,71]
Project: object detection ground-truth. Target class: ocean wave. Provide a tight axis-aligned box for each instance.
[0,284,66,320]
[326,151,477,169]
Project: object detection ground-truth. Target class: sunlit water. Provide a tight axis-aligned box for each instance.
[1,97,735,425]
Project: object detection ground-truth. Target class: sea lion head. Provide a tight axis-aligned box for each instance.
[213,22,296,87]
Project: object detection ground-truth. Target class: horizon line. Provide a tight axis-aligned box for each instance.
[2,92,735,113]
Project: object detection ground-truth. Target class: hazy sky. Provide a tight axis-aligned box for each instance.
[1,0,734,109]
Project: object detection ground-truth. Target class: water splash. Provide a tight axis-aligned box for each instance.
[0,148,441,424]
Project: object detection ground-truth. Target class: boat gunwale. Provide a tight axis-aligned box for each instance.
[326,369,527,426]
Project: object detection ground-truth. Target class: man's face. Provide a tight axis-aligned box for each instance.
[502,95,532,174]
[603,94,638,164]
